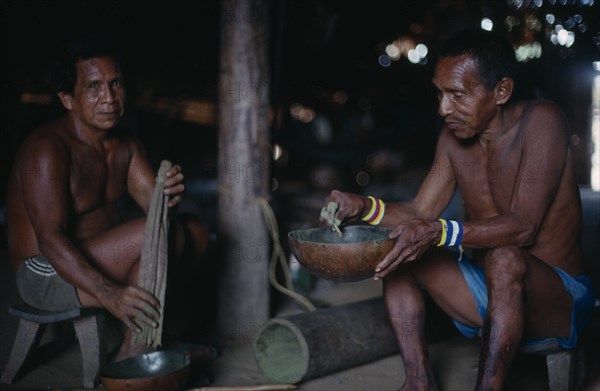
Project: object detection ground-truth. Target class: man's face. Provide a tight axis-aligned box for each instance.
[66,56,125,131]
[432,55,498,139]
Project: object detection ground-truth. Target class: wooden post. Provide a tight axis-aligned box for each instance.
[218,0,271,343]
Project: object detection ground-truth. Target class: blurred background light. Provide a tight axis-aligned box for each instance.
[557,28,569,45]
[378,36,428,66]
[333,91,348,104]
[415,43,428,58]
[378,54,391,67]
[356,171,370,187]
[385,43,401,60]
[273,144,283,161]
[481,17,494,31]
[407,49,420,64]
[505,15,519,31]
[515,41,542,61]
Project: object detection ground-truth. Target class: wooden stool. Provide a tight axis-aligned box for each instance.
[0,304,105,389]
[520,339,585,391]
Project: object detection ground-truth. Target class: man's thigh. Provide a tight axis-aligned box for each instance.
[479,246,573,340]
[81,218,146,284]
[514,250,573,340]
[401,246,575,341]
[403,248,483,329]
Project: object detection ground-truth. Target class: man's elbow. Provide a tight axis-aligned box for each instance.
[36,228,67,257]
[37,235,57,256]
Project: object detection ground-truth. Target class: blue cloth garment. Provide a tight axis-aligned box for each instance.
[454,254,596,349]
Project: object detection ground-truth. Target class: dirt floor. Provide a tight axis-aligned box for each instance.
[1,253,600,391]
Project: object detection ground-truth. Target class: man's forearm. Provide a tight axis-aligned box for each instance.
[461,213,534,249]
[377,201,420,228]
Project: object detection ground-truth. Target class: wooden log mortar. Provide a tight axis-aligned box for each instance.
[253,297,399,383]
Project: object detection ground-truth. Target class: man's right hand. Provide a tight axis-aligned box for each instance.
[319,190,370,227]
[99,284,161,333]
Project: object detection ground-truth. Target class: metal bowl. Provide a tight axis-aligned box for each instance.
[288,226,394,282]
[100,350,190,391]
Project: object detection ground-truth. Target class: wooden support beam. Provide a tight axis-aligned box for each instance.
[218,0,271,342]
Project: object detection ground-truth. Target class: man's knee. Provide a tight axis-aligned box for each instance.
[387,249,447,287]
[129,217,146,238]
[170,213,209,260]
[484,246,527,287]
[383,261,424,294]
[123,218,146,261]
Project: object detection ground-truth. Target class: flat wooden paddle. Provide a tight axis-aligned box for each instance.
[186,385,297,391]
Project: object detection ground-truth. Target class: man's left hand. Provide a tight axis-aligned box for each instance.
[373,219,440,280]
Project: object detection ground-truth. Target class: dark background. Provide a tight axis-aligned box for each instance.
[1,0,599,228]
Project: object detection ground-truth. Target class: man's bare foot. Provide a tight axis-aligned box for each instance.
[399,368,439,391]
[399,382,439,391]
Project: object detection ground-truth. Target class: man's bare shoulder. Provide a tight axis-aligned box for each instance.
[504,99,569,152]
[15,118,71,165]
[524,98,565,115]
[519,99,568,132]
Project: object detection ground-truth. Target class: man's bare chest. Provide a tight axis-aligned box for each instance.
[69,145,130,213]
[453,146,522,216]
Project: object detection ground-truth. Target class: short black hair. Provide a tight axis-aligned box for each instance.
[49,35,121,94]
[439,29,518,91]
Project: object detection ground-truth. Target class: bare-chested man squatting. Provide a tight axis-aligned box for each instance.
[7,36,209,362]
[322,29,596,391]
